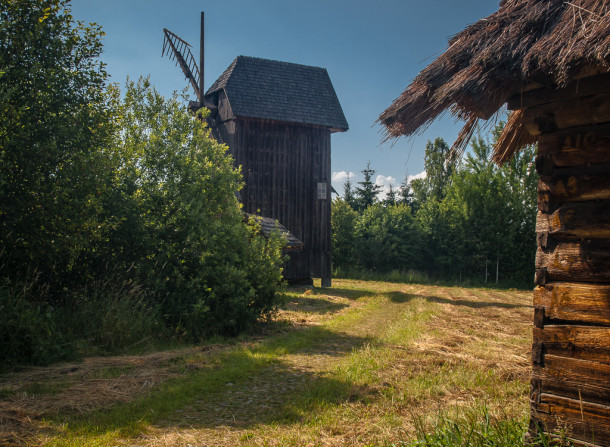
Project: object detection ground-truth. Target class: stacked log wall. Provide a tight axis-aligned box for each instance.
[519,75,610,446]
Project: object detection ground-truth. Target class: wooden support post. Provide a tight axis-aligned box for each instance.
[199,12,204,104]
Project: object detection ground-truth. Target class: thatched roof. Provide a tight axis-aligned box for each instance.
[379,0,610,163]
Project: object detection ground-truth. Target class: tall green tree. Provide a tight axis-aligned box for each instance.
[354,161,381,212]
[411,138,456,209]
[398,174,413,206]
[415,127,536,282]
[343,173,356,209]
[0,0,116,293]
[331,198,358,267]
[384,183,398,206]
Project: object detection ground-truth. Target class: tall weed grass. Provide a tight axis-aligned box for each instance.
[392,406,571,447]
[61,280,164,354]
[0,281,69,368]
[0,278,163,370]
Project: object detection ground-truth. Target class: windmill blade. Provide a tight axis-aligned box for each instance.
[162,28,202,102]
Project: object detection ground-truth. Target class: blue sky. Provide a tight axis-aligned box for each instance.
[71,0,499,197]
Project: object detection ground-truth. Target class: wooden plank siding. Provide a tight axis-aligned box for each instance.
[526,82,610,446]
[215,116,331,284]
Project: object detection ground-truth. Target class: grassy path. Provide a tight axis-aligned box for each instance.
[0,279,533,446]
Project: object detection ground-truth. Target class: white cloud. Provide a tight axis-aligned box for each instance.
[375,174,398,200]
[407,170,426,184]
[331,171,357,197]
[331,170,356,184]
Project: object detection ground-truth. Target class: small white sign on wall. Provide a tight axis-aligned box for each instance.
[317,182,327,200]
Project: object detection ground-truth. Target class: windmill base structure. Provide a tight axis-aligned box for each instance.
[163,15,348,287]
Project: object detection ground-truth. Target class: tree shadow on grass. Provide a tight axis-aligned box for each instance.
[318,287,373,300]
[386,290,531,309]
[156,359,373,430]
[34,326,374,443]
[283,295,349,315]
[383,291,417,303]
[287,283,376,301]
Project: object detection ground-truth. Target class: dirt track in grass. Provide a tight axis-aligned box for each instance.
[0,279,533,446]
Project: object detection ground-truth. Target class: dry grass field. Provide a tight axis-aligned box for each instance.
[0,279,534,446]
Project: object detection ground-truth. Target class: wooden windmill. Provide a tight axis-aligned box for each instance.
[162,13,348,287]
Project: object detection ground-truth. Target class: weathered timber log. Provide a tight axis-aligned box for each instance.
[533,326,610,364]
[523,93,610,136]
[536,203,610,240]
[532,355,610,406]
[535,240,610,284]
[537,122,610,167]
[537,173,610,213]
[533,394,610,444]
[533,283,610,325]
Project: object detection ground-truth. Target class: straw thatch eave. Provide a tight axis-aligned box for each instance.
[379,0,610,163]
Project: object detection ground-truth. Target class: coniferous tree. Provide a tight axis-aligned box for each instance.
[354,161,381,212]
[343,173,356,209]
[384,183,397,206]
[398,174,413,206]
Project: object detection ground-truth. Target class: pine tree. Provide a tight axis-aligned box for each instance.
[343,173,356,209]
[354,161,381,212]
[398,174,413,206]
[384,183,397,206]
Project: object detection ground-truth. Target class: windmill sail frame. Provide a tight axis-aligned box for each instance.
[162,28,202,104]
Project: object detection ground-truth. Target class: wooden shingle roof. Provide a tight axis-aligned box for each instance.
[246,214,303,251]
[206,56,348,132]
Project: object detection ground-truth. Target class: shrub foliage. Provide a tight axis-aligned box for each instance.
[333,131,536,287]
[0,0,284,369]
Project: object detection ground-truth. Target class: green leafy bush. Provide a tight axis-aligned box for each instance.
[355,203,422,272]
[0,0,117,296]
[104,78,285,339]
[0,1,284,368]
[331,199,359,267]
